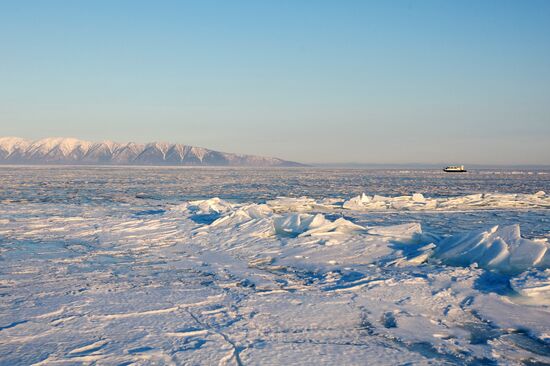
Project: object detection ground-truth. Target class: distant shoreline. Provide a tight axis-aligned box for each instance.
[0,164,548,171]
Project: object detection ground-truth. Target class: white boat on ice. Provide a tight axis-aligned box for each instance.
[443,165,467,173]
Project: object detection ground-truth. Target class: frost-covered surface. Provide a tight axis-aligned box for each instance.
[1,167,550,365]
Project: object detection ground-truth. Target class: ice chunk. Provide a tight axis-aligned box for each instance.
[187,197,233,215]
[509,238,548,271]
[399,250,432,266]
[435,224,549,274]
[342,193,371,209]
[511,269,550,302]
[273,213,364,237]
[372,195,390,202]
[244,204,273,219]
[300,217,365,237]
[209,204,272,227]
[411,193,426,203]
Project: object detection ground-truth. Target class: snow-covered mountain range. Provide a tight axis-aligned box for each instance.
[0,137,304,166]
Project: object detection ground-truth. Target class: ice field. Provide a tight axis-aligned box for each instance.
[1,167,549,365]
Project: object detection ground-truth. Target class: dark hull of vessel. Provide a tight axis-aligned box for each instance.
[443,169,467,173]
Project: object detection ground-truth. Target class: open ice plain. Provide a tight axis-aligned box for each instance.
[1,167,549,365]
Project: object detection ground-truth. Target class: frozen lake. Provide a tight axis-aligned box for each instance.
[1,167,549,365]
[2,166,549,202]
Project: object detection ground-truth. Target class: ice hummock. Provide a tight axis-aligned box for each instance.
[342,191,549,211]
[186,197,234,215]
[434,224,549,274]
[181,198,550,275]
[273,213,365,237]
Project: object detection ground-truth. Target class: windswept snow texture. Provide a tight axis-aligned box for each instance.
[0,137,303,166]
[1,167,550,365]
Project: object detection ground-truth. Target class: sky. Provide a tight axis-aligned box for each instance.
[1,1,549,165]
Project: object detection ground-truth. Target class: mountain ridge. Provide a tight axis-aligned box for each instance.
[0,137,304,167]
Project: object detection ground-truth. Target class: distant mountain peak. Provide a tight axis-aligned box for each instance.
[0,137,304,167]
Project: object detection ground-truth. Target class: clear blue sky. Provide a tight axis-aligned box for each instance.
[1,0,549,164]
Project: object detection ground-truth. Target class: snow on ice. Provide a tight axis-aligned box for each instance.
[1,171,549,365]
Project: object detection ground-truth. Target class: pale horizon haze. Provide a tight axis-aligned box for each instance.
[1,1,549,165]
